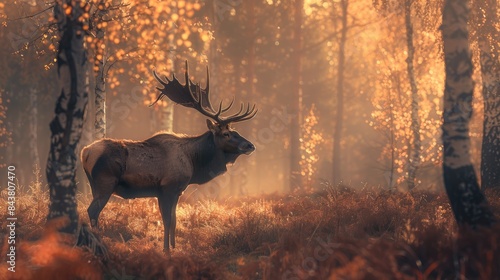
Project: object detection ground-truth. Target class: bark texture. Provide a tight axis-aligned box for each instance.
[441,0,494,227]
[479,0,500,190]
[404,0,421,190]
[46,0,89,234]
[94,0,107,139]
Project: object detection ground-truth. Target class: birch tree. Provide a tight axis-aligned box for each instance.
[477,0,500,190]
[93,0,107,139]
[404,0,421,190]
[441,0,495,227]
[46,0,89,234]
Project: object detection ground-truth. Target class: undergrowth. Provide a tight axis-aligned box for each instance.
[1,181,499,279]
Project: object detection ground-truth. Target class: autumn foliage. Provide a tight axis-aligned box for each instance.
[1,0,499,278]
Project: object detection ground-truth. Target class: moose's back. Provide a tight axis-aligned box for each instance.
[81,134,193,198]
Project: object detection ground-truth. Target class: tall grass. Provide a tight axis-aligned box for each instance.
[1,179,499,279]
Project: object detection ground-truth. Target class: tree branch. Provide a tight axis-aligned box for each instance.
[8,5,54,22]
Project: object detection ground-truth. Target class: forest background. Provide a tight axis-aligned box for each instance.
[0,0,498,197]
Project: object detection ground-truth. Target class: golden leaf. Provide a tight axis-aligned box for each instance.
[65,6,72,16]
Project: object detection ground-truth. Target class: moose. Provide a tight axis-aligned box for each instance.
[81,61,257,253]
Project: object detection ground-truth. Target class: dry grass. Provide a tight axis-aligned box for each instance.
[1,181,499,280]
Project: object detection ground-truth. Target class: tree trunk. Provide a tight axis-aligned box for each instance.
[210,0,219,97]
[4,90,13,166]
[79,66,93,196]
[290,0,303,190]
[0,90,12,168]
[94,64,106,138]
[150,108,157,134]
[441,0,494,227]
[159,102,174,132]
[46,0,89,235]
[159,9,176,134]
[159,51,174,133]
[388,90,396,191]
[332,0,348,185]
[404,0,421,190]
[93,0,107,139]
[94,59,106,139]
[479,0,500,190]
[29,88,40,172]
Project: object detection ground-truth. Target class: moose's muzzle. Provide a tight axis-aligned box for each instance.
[239,142,255,155]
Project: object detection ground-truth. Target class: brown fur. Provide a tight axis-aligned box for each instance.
[81,123,255,253]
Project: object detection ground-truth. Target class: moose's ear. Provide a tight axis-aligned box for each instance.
[206,119,218,133]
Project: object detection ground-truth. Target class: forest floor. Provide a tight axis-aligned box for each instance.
[1,181,500,280]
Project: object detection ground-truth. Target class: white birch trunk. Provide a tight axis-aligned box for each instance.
[94,1,106,139]
[441,0,494,227]
[479,0,500,190]
[46,0,89,235]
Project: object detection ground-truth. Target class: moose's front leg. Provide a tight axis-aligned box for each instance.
[158,191,177,255]
[169,195,180,248]
[157,181,186,255]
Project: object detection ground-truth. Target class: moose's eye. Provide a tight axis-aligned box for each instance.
[223,132,230,138]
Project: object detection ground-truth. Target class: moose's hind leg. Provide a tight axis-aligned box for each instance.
[88,195,112,229]
[87,176,116,229]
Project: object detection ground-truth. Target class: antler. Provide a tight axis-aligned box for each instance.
[151,61,257,125]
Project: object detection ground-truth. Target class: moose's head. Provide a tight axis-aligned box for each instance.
[151,61,257,158]
[206,120,255,156]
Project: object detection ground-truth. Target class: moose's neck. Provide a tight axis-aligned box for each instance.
[187,131,227,185]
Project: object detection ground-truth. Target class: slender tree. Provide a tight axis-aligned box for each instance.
[158,4,177,134]
[478,0,500,190]
[29,87,40,170]
[93,0,107,139]
[441,0,495,227]
[0,89,11,168]
[332,0,348,185]
[157,57,175,134]
[46,0,89,234]
[404,0,421,190]
[290,0,303,190]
